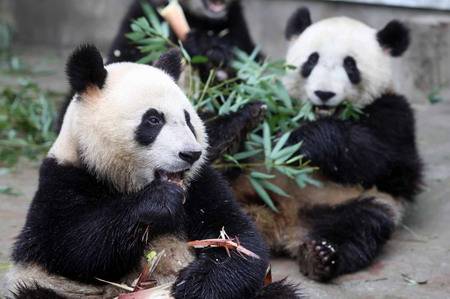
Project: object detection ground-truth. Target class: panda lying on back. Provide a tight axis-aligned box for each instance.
[232,8,423,282]
[6,45,299,298]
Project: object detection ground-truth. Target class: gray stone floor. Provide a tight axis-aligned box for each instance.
[1,47,449,298]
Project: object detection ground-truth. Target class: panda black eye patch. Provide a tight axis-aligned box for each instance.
[184,110,196,138]
[343,56,361,84]
[301,52,319,78]
[135,108,165,146]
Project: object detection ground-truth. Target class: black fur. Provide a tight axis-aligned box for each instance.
[65,44,107,93]
[9,283,66,299]
[300,52,319,78]
[377,20,410,57]
[184,110,196,138]
[11,158,283,298]
[153,48,182,81]
[285,7,312,40]
[343,56,361,84]
[300,196,395,279]
[135,108,166,146]
[288,93,423,200]
[252,278,303,299]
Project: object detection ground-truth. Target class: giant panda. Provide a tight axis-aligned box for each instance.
[5,45,300,299]
[109,0,257,77]
[230,7,423,282]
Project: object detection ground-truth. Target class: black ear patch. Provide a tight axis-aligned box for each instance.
[66,44,107,93]
[377,20,410,57]
[285,7,312,40]
[154,48,182,82]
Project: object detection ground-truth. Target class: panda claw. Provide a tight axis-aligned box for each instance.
[298,238,338,282]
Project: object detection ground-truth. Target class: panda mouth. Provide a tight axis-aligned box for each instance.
[156,170,187,190]
[314,105,336,118]
[204,0,227,13]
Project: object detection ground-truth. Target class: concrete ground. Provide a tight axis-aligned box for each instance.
[1,46,449,298]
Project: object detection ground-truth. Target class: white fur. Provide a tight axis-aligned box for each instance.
[50,62,208,193]
[283,17,393,107]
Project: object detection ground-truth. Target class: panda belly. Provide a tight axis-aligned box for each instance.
[5,235,195,298]
[232,171,405,258]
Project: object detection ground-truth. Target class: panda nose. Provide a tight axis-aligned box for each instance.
[315,91,336,102]
[179,151,202,164]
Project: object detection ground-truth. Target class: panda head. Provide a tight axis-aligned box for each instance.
[51,45,207,193]
[283,7,410,116]
[179,0,235,19]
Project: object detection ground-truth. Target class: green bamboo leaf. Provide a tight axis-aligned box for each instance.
[259,180,290,197]
[250,172,276,179]
[271,143,301,161]
[263,121,271,157]
[249,178,279,212]
[271,132,291,157]
[233,149,262,160]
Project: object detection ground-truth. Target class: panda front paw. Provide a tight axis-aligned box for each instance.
[138,181,186,233]
[298,238,338,282]
[184,29,233,67]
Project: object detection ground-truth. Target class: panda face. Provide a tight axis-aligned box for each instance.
[53,55,207,193]
[284,17,393,114]
[180,0,234,19]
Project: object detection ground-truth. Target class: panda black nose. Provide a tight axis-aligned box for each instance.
[315,91,336,102]
[179,151,202,164]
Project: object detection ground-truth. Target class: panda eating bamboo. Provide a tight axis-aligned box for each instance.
[230,7,423,282]
[5,45,300,299]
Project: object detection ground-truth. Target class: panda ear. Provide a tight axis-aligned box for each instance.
[66,44,107,93]
[377,20,410,57]
[153,49,182,82]
[285,7,312,41]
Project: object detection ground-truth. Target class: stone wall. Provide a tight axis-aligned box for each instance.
[2,0,449,103]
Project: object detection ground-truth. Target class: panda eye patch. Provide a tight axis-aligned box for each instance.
[301,52,319,78]
[135,108,166,146]
[343,56,361,84]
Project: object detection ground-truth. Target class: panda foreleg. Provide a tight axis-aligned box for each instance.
[297,193,403,282]
[203,101,266,163]
[172,166,270,299]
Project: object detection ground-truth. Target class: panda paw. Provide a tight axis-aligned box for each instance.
[298,238,338,282]
[238,101,267,131]
[185,29,233,67]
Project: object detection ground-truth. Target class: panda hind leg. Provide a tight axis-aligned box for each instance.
[297,195,400,282]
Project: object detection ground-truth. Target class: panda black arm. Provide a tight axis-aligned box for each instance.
[12,158,186,284]
[172,166,269,299]
[288,95,417,188]
[224,1,258,56]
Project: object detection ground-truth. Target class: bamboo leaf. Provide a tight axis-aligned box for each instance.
[259,180,290,197]
[250,172,276,179]
[249,178,279,212]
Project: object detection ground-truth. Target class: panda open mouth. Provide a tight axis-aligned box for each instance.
[314,105,337,118]
[204,0,226,13]
[156,170,187,190]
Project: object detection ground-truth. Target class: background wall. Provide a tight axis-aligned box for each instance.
[1,0,449,103]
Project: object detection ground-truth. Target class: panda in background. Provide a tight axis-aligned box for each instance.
[109,0,257,76]
[231,7,423,282]
[5,45,300,299]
